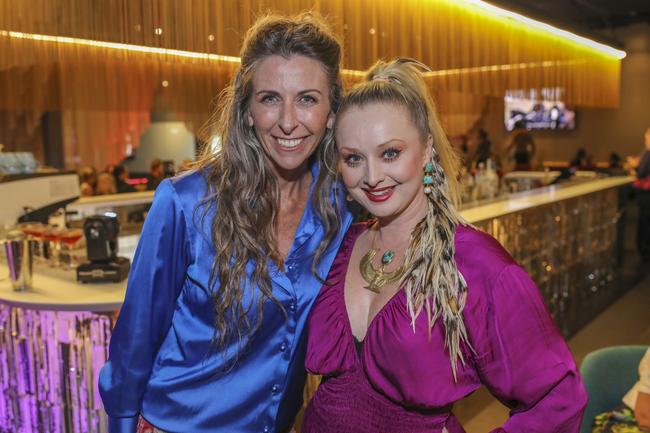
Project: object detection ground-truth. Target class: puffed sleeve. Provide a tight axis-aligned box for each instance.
[467,264,587,433]
[98,179,191,433]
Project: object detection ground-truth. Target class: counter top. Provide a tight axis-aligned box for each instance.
[0,264,125,312]
[460,176,633,224]
[0,176,633,312]
[68,190,154,220]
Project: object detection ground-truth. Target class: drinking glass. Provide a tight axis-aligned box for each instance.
[59,228,84,268]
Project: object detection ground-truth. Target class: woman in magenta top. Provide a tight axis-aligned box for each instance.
[302,59,587,433]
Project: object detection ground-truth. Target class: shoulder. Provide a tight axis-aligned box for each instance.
[166,169,207,203]
[149,170,208,236]
[454,225,517,288]
[334,221,368,260]
[151,170,210,216]
[348,221,371,237]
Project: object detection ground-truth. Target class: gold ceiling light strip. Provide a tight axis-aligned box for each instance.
[0,30,595,79]
[0,30,241,63]
[0,29,367,76]
[424,59,588,77]
[458,0,626,59]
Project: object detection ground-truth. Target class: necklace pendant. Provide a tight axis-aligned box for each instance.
[381,250,395,265]
[360,247,406,294]
[365,281,382,294]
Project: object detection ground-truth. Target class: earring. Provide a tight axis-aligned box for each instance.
[346,194,354,202]
[423,161,434,194]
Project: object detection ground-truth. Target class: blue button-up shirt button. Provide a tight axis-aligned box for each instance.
[280,342,287,352]
[263,427,270,433]
[287,263,295,272]
[271,384,279,393]
[289,302,296,312]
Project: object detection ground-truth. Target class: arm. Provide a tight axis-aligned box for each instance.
[467,265,587,433]
[637,392,650,431]
[637,151,650,179]
[636,349,650,430]
[98,180,191,433]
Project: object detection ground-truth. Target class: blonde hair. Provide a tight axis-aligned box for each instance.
[336,59,470,378]
[96,172,116,195]
[194,12,343,366]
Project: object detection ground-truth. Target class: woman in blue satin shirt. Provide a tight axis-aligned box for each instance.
[98,13,352,433]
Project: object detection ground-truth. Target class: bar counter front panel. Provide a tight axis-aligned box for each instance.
[0,176,633,433]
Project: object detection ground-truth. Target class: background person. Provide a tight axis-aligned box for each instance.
[78,165,97,196]
[147,158,164,191]
[112,164,137,193]
[95,172,117,195]
[592,347,650,432]
[629,127,650,263]
[507,120,536,171]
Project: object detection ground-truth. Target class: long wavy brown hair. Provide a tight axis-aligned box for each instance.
[194,13,343,363]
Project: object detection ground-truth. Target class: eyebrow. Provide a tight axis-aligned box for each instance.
[255,89,323,96]
[338,139,405,153]
[377,139,406,147]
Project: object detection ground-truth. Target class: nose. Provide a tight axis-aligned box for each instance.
[364,159,384,187]
[279,101,298,135]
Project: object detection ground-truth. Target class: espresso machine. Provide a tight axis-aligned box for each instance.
[76,214,130,283]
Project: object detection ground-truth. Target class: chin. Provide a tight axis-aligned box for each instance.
[356,200,400,219]
[267,142,319,175]
[271,153,312,173]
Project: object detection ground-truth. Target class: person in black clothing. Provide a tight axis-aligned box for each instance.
[473,129,493,168]
[631,128,650,262]
[147,158,164,191]
[507,120,536,171]
[569,148,593,170]
[112,164,136,194]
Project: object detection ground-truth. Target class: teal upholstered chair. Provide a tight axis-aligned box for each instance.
[579,345,648,433]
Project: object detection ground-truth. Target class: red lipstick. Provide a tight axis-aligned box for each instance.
[364,186,395,202]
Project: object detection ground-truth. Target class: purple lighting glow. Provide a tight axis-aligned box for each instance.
[0,305,113,433]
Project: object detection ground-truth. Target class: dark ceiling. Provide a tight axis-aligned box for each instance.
[487,0,650,47]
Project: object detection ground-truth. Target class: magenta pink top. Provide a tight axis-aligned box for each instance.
[303,223,587,433]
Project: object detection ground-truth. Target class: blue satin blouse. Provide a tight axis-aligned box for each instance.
[98,167,352,433]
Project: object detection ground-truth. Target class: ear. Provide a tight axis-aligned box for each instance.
[424,134,434,163]
[326,112,335,129]
[246,112,254,127]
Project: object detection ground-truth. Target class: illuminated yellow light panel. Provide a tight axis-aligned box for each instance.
[0,0,626,72]
[0,30,242,63]
[460,0,626,59]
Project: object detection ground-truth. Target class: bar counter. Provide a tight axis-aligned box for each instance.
[0,265,122,433]
[461,175,635,337]
[0,175,634,433]
[461,176,632,223]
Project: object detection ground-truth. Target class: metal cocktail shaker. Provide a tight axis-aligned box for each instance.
[2,236,36,291]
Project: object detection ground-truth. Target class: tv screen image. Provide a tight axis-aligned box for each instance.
[504,96,576,131]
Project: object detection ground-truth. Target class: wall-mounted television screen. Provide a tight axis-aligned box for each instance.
[504,96,576,131]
